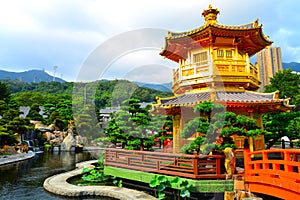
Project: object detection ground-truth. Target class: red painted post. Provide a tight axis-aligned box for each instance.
[174,158,178,166]
[193,151,199,176]
[243,149,251,177]
[262,150,269,170]
[215,157,221,175]
[284,150,293,172]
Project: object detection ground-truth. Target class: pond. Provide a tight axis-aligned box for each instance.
[0,150,115,199]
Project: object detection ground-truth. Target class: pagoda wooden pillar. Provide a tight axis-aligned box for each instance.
[257,113,263,128]
[173,114,181,153]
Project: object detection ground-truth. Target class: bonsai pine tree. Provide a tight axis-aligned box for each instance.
[106,98,168,151]
[182,101,265,154]
[27,103,43,121]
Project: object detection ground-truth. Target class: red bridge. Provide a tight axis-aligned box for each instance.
[244,149,300,199]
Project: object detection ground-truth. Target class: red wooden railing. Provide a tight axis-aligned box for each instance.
[244,149,300,199]
[104,148,226,179]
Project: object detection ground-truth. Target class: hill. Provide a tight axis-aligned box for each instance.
[0,69,65,83]
[282,62,300,72]
[133,81,172,92]
[5,79,173,108]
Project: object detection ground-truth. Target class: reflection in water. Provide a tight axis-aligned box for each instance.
[0,150,105,200]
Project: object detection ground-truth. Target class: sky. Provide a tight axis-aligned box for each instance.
[0,0,299,83]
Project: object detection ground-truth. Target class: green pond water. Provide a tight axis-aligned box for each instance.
[0,150,115,200]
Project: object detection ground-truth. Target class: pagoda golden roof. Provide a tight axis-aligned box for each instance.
[160,5,273,62]
[166,21,265,39]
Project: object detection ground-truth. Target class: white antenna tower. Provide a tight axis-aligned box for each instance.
[53,66,58,81]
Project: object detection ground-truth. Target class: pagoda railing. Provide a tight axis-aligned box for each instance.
[173,68,180,84]
[214,59,259,78]
[173,60,258,82]
[104,148,226,180]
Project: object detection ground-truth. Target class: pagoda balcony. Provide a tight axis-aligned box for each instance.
[172,60,260,93]
[214,59,259,79]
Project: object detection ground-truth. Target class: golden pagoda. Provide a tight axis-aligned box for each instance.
[152,5,292,153]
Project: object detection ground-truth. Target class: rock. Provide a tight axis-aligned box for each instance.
[108,143,116,148]
[54,130,61,137]
[60,129,76,151]
[82,137,88,145]
[75,135,84,146]
[281,136,290,148]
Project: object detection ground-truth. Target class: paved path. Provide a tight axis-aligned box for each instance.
[0,152,35,166]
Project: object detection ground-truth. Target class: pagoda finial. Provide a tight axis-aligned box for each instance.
[202,4,219,26]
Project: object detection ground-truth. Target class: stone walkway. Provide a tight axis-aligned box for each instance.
[0,152,35,166]
[44,160,157,200]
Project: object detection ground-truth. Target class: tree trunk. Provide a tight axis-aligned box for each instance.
[140,138,144,151]
[266,139,278,149]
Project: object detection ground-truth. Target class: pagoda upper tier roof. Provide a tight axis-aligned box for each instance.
[166,21,263,39]
[160,20,273,62]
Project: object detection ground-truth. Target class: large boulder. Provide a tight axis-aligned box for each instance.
[60,129,76,151]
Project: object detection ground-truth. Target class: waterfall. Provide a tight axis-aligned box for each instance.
[22,130,43,153]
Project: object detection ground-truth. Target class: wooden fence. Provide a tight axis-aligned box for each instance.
[104,148,226,179]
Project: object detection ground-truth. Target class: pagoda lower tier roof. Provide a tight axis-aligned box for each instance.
[160,91,277,105]
[154,91,293,113]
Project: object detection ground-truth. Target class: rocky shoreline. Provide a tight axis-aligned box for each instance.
[0,152,35,166]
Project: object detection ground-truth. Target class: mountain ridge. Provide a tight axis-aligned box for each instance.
[0,69,65,83]
[133,81,172,92]
[282,62,300,72]
[4,62,300,92]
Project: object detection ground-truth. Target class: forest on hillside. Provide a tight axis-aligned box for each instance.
[2,79,173,108]
[0,79,173,146]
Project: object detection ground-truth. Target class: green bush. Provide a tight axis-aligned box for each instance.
[0,131,18,146]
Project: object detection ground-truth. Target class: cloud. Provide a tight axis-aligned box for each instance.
[122,64,173,84]
[0,0,299,81]
[76,28,176,82]
[104,50,176,83]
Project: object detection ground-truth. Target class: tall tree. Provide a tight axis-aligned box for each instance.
[0,81,11,103]
[263,69,300,148]
[265,69,300,106]
[75,104,103,140]
[0,100,8,117]
[263,111,300,148]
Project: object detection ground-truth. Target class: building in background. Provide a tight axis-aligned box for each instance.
[99,102,152,129]
[257,46,283,91]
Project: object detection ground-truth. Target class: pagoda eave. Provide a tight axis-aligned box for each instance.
[161,25,272,62]
[153,100,291,116]
[152,90,293,115]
